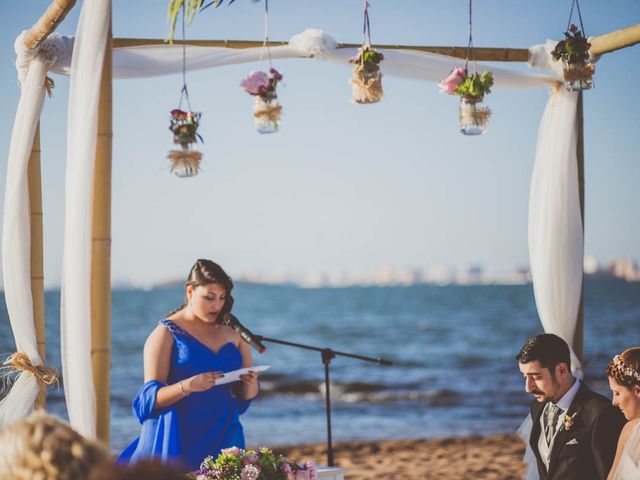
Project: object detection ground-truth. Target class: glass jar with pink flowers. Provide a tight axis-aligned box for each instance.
[167,109,203,177]
[240,68,283,134]
[552,24,594,92]
[439,67,494,136]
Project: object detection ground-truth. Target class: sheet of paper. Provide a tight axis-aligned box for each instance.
[216,365,270,385]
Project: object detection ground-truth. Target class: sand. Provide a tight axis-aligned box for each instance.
[272,434,526,480]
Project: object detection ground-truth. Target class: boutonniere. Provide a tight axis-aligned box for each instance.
[559,411,579,432]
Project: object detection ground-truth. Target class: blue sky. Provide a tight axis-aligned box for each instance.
[0,1,639,287]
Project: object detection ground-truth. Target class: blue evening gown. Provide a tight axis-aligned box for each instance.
[117,319,253,471]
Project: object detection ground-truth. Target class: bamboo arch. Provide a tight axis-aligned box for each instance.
[19,0,640,444]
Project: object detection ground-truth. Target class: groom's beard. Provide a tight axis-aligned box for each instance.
[531,375,562,403]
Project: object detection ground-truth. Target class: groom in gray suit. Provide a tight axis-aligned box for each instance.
[516,333,625,480]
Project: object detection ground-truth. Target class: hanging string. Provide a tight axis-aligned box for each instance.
[464,0,477,74]
[567,0,587,36]
[178,1,192,111]
[362,0,372,47]
[258,0,272,68]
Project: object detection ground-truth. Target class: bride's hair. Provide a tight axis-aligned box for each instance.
[606,347,640,387]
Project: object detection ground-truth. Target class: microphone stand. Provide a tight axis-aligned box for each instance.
[254,335,392,467]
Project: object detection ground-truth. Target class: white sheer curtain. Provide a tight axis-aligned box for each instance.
[59,0,111,439]
[0,34,53,428]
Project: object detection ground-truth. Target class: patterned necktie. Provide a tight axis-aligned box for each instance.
[545,403,561,445]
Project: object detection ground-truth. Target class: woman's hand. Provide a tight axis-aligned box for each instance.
[184,371,225,394]
[239,370,258,388]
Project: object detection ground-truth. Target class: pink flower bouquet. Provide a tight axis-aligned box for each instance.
[198,446,317,480]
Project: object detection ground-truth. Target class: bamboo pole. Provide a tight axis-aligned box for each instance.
[91,14,113,445]
[28,124,46,410]
[23,0,77,49]
[574,92,585,366]
[113,37,531,61]
[590,24,640,56]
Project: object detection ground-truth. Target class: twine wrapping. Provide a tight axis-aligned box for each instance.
[562,62,595,84]
[44,76,55,98]
[253,100,282,124]
[459,98,491,126]
[2,352,58,389]
[350,65,383,104]
[167,148,203,177]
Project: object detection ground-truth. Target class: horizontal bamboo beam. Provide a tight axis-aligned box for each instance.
[590,23,640,56]
[113,37,529,61]
[24,0,77,49]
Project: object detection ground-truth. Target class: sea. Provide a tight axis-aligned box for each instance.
[0,278,638,452]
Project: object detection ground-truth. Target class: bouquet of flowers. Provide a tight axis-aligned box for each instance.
[439,67,494,101]
[197,447,317,480]
[240,68,284,134]
[438,67,494,135]
[551,24,594,91]
[348,45,384,104]
[169,109,202,145]
[167,108,203,177]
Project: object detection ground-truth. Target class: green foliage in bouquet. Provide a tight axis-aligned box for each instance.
[198,447,317,480]
[551,24,591,65]
[349,46,384,68]
[455,71,494,101]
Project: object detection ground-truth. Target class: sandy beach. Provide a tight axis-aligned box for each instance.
[273,434,526,480]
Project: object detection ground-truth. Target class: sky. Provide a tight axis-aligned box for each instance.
[0,1,638,288]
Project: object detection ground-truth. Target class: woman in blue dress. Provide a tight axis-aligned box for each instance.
[118,259,260,471]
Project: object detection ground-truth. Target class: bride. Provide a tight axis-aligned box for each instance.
[606,347,640,480]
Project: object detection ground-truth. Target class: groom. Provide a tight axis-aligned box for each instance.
[516,333,625,480]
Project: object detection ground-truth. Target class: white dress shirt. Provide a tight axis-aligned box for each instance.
[538,378,581,470]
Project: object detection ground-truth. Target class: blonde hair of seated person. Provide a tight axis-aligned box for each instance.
[0,411,110,480]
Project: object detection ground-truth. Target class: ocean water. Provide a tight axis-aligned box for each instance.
[0,279,638,452]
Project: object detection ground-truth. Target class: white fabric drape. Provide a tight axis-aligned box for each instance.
[0,34,54,428]
[45,29,558,88]
[60,0,111,439]
[528,41,584,376]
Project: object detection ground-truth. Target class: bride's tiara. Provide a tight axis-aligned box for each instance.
[612,355,640,382]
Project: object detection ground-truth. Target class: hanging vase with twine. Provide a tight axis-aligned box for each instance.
[241,68,283,134]
[168,106,203,177]
[437,0,493,135]
[551,1,594,92]
[349,1,383,104]
[240,0,284,134]
[167,3,203,177]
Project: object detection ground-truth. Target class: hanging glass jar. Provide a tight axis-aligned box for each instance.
[350,62,383,104]
[167,109,203,177]
[253,96,282,134]
[561,60,595,92]
[459,96,491,136]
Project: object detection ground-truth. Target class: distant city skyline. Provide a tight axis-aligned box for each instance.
[1,2,639,289]
[118,254,640,289]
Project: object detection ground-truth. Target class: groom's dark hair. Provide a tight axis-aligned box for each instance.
[516,333,571,373]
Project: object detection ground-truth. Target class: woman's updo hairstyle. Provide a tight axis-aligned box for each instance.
[606,346,640,388]
[186,259,235,316]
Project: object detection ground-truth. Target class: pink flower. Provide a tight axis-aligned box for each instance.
[296,470,310,480]
[240,70,270,95]
[438,67,467,95]
[241,464,260,480]
[569,24,577,32]
[305,461,317,479]
[221,446,242,455]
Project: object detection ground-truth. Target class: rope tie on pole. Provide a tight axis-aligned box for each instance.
[2,352,59,389]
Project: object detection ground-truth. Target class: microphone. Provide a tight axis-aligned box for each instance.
[219,313,267,354]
